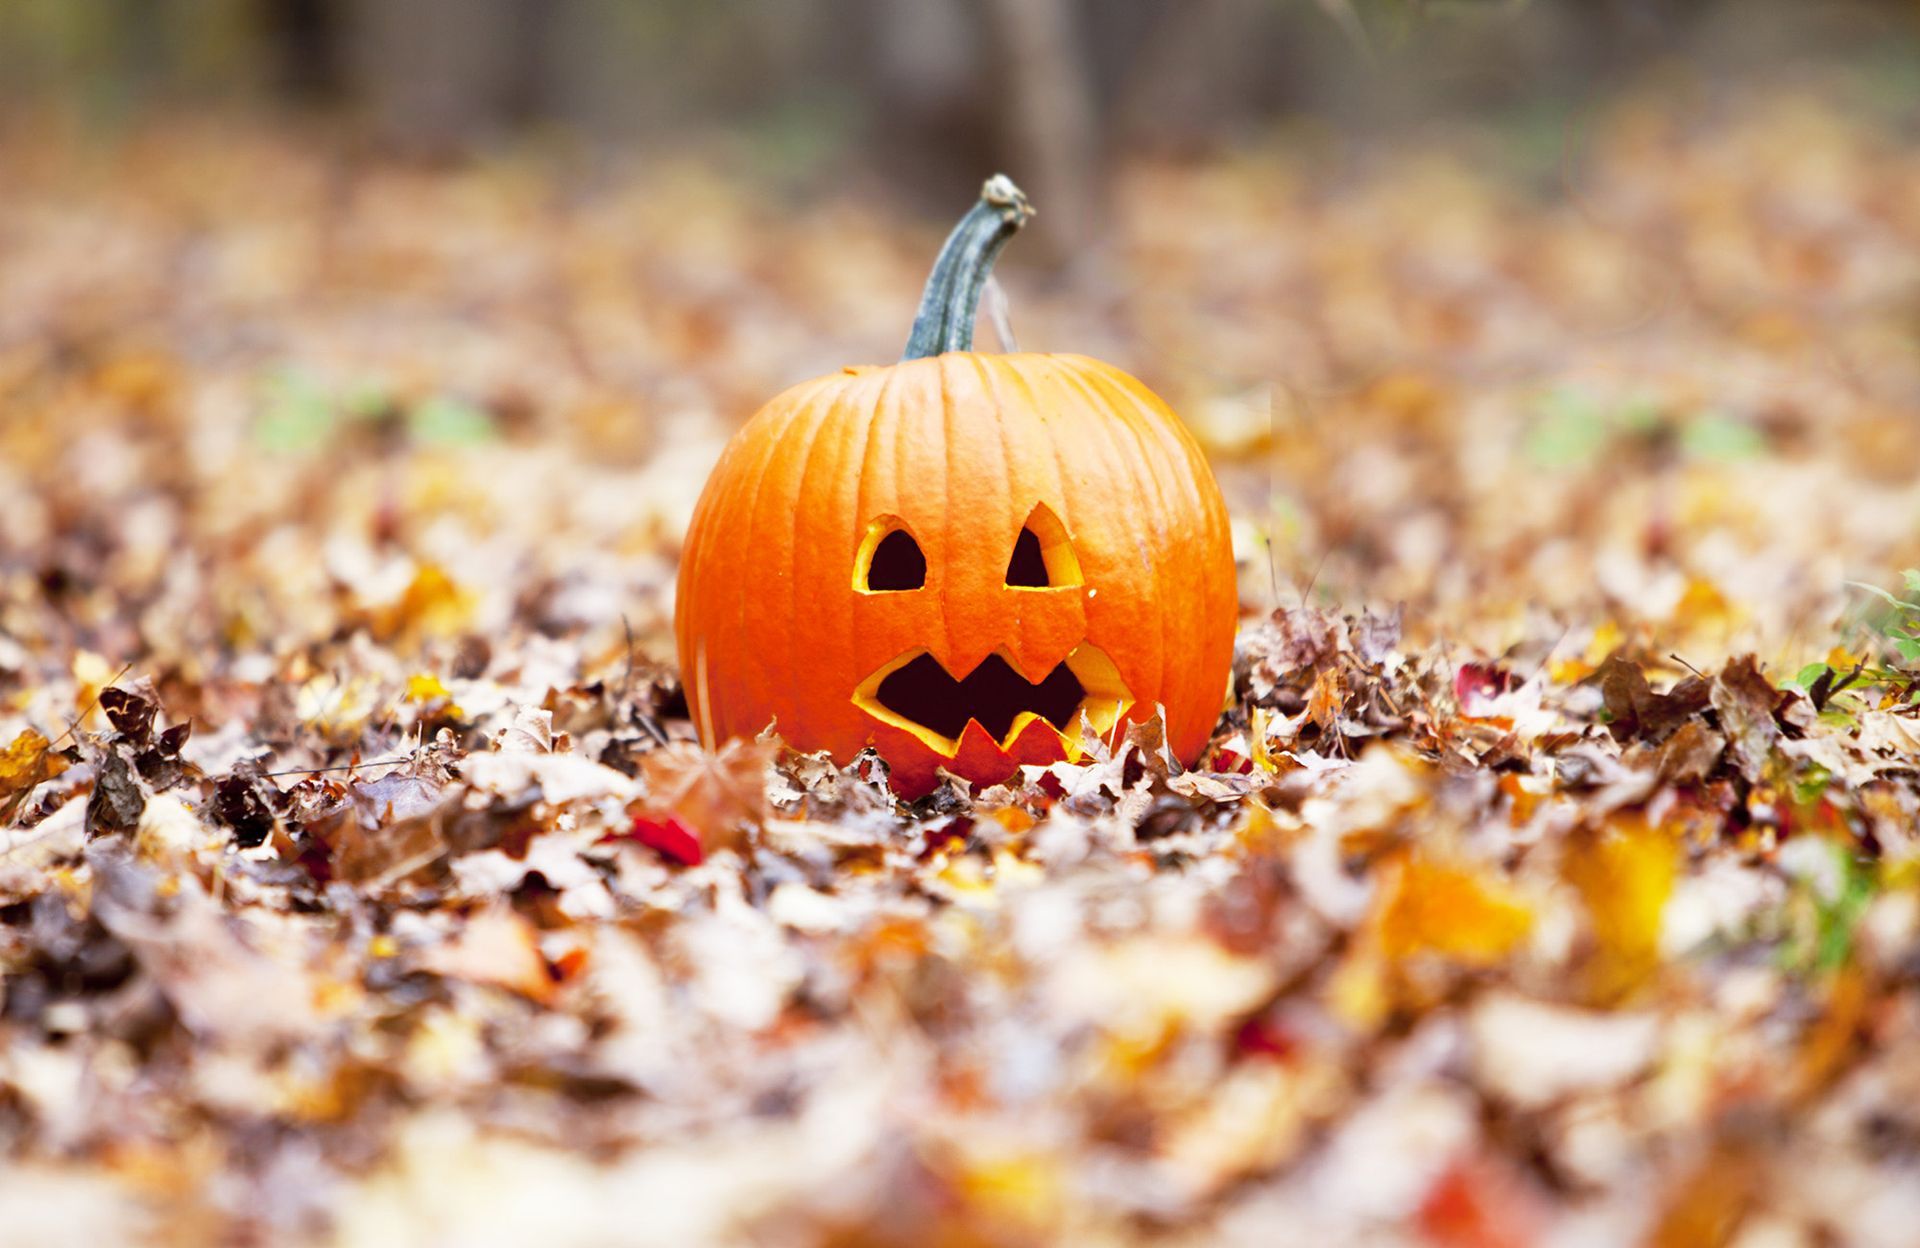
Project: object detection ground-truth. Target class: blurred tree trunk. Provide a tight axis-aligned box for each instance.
[1117,0,1303,146]
[255,0,343,101]
[978,0,1102,265]
[864,0,995,205]
[338,0,549,152]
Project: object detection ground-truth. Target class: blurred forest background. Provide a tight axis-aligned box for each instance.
[4,0,1918,255]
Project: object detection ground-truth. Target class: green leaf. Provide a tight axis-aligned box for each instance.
[1792,761,1833,806]
[1680,412,1768,461]
[1817,858,1876,974]
[1778,840,1878,977]
[408,396,496,446]
[1790,663,1831,690]
[254,368,338,453]
[1525,389,1613,467]
[1616,395,1663,433]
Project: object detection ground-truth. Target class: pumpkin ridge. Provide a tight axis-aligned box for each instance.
[1075,356,1236,754]
[780,379,857,749]
[1117,361,1234,752]
[847,363,903,734]
[937,354,960,675]
[708,393,811,741]
[1049,357,1174,732]
[725,374,846,741]
[1088,364,1190,744]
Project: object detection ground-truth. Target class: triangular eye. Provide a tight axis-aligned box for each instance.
[1006,528,1050,586]
[864,528,926,591]
[1005,504,1083,589]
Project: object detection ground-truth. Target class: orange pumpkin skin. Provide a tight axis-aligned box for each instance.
[675,349,1237,798]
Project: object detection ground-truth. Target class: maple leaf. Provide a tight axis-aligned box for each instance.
[633,738,773,857]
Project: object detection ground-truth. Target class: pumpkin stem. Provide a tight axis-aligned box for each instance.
[902,174,1035,360]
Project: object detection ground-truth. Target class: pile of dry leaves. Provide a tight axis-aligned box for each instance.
[6,78,1920,1245]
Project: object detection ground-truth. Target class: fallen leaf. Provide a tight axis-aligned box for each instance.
[1378,855,1533,967]
[1711,656,1783,783]
[0,729,69,821]
[638,738,773,856]
[612,813,704,866]
[1565,815,1679,1002]
[421,908,555,1004]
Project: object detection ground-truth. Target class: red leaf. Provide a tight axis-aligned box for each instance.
[1212,747,1255,775]
[1417,1156,1538,1248]
[1454,662,1514,716]
[1232,1015,1296,1062]
[615,813,705,866]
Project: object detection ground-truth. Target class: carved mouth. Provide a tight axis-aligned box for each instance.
[853,644,1132,756]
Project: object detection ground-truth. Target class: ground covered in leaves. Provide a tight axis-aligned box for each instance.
[7,80,1920,1245]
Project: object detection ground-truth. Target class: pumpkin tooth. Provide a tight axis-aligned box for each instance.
[852,645,1132,756]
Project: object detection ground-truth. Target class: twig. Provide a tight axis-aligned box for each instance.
[1299,549,1332,610]
[257,757,411,779]
[621,615,637,702]
[51,660,135,747]
[1669,653,1707,680]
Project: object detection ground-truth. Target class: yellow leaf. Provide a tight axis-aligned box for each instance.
[1675,576,1740,634]
[1553,619,1626,684]
[953,1149,1063,1231]
[1326,944,1390,1031]
[1378,855,1532,966]
[404,672,463,718]
[0,728,65,793]
[1306,665,1345,731]
[1234,799,1284,854]
[1248,706,1285,772]
[373,563,474,644]
[0,729,68,819]
[1565,814,1678,1002]
[72,650,116,730]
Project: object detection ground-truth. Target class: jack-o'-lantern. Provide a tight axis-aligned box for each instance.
[675,176,1237,797]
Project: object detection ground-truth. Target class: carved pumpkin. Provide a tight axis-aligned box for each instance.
[675,176,1237,797]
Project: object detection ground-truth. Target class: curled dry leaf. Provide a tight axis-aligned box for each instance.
[320,773,457,887]
[1711,655,1785,784]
